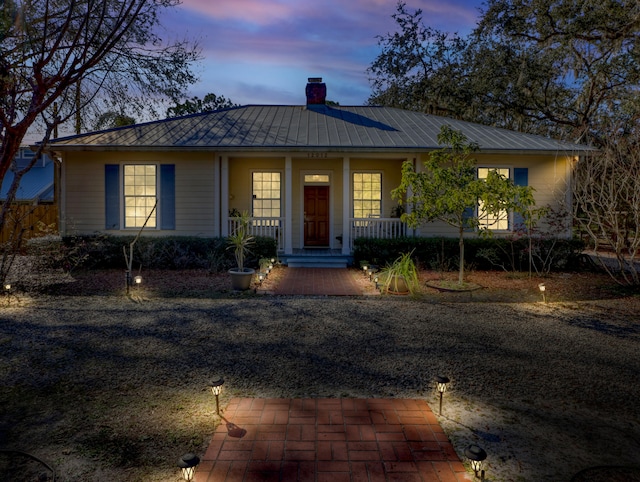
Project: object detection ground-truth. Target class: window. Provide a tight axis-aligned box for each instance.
[252,172,281,222]
[477,167,510,230]
[353,172,382,218]
[124,165,157,228]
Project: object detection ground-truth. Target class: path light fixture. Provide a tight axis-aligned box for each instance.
[465,444,487,479]
[538,283,546,303]
[362,264,368,276]
[258,272,265,285]
[134,275,142,285]
[374,276,380,290]
[4,283,11,306]
[209,376,224,415]
[435,375,450,415]
[177,453,200,481]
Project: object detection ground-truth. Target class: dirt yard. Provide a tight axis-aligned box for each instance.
[1,266,639,481]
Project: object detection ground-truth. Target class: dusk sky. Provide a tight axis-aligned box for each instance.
[159,0,485,107]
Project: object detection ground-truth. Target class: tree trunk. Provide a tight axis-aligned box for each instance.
[458,226,464,285]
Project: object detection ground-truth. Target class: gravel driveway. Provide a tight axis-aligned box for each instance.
[1,294,639,481]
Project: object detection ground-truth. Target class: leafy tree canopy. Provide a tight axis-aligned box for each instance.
[393,125,535,283]
[369,0,640,144]
[166,93,238,118]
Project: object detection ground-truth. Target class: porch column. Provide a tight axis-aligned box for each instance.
[342,156,350,255]
[284,156,293,254]
[213,155,221,237]
[221,156,229,236]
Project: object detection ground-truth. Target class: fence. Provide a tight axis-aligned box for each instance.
[0,204,58,244]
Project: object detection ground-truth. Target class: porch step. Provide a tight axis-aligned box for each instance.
[282,255,352,268]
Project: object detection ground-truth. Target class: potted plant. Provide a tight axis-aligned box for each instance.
[227,211,255,290]
[380,251,419,295]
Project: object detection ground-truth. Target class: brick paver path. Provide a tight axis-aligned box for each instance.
[273,268,363,296]
[196,398,470,481]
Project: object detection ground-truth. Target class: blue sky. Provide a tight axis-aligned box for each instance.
[159,0,485,107]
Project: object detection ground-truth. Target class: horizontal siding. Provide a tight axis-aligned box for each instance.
[63,152,217,236]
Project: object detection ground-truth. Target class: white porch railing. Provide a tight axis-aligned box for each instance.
[349,217,406,250]
[228,217,285,252]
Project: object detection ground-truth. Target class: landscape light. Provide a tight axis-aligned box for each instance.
[374,276,379,290]
[464,444,487,479]
[435,375,450,415]
[4,283,10,291]
[258,272,265,285]
[177,453,200,481]
[209,376,224,415]
[538,283,546,303]
[134,275,142,285]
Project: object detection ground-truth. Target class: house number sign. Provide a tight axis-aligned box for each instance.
[307,152,328,158]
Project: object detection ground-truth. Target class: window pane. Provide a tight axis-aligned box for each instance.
[123,164,157,228]
[353,172,381,218]
[252,171,281,218]
[478,167,510,230]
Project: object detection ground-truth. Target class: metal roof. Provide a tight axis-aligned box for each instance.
[47,105,592,153]
[0,158,54,202]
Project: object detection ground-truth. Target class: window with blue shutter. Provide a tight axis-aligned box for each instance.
[105,163,175,230]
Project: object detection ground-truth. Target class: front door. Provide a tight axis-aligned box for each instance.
[304,186,330,246]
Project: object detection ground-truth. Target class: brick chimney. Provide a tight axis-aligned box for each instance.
[305,77,326,105]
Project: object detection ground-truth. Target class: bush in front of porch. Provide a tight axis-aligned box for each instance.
[352,236,585,275]
[57,235,278,273]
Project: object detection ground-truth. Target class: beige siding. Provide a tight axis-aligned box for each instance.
[61,149,573,245]
[62,151,216,236]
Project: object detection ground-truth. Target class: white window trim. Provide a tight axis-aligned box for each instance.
[352,170,383,219]
[250,169,283,220]
[122,162,159,230]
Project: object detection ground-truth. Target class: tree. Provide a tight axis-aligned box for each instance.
[392,126,535,284]
[93,111,136,130]
[573,131,640,286]
[369,1,640,144]
[367,2,470,117]
[166,93,238,117]
[473,0,640,143]
[0,0,200,281]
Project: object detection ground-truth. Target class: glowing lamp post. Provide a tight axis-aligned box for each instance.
[538,283,546,303]
[464,444,487,479]
[435,375,450,415]
[177,453,200,481]
[210,376,224,415]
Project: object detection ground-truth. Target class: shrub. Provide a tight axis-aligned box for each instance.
[61,235,278,273]
[353,236,585,273]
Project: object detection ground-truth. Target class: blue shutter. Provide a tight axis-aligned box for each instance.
[105,164,120,230]
[513,168,528,231]
[160,164,175,230]
[463,206,475,232]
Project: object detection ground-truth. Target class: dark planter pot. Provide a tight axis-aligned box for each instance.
[228,268,255,291]
[387,274,410,295]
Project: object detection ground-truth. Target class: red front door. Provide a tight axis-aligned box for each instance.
[304,186,330,246]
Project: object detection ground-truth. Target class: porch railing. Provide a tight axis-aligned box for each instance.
[349,217,406,250]
[228,217,285,252]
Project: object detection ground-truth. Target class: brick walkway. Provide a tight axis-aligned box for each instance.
[196,398,469,481]
[273,268,363,296]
